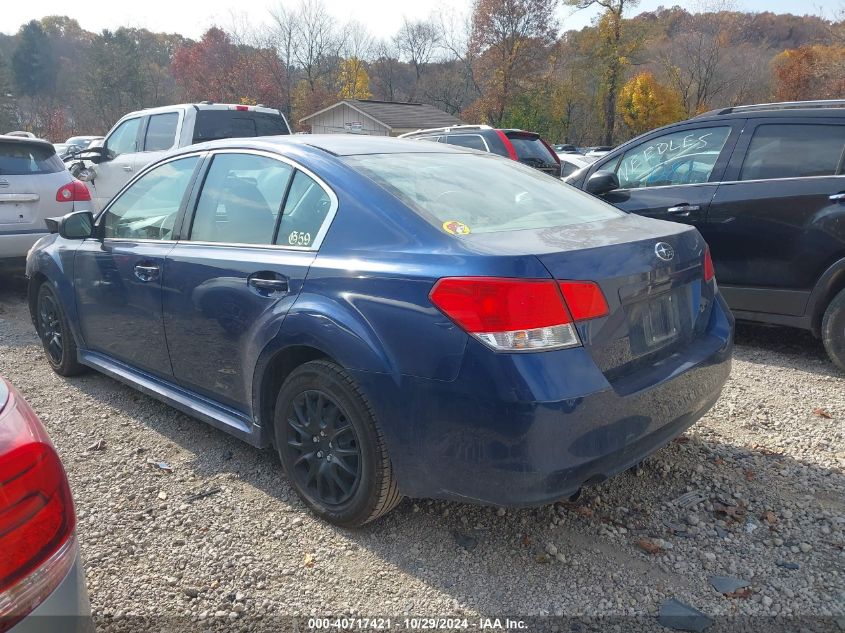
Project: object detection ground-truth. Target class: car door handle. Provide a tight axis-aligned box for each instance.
[667,204,700,216]
[248,277,288,293]
[134,264,159,282]
[830,193,845,202]
[122,165,133,172]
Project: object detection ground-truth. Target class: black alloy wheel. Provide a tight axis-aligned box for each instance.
[284,390,362,506]
[274,360,401,527]
[35,283,84,376]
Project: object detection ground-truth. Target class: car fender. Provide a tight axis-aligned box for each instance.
[26,237,85,347]
[807,255,845,335]
[250,290,401,443]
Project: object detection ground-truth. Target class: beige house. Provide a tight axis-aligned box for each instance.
[299,99,463,136]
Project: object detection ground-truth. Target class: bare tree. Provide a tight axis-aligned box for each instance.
[394,17,441,81]
[292,0,344,92]
[266,4,299,117]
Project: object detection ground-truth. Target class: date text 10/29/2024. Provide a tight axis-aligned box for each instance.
[306,618,528,630]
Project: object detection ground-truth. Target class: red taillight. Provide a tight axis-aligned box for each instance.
[429,277,609,351]
[703,246,715,282]
[0,379,76,626]
[558,281,609,320]
[235,105,250,111]
[495,130,519,161]
[55,180,91,203]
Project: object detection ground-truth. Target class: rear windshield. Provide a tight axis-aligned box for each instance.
[193,111,290,143]
[0,142,64,175]
[507,134,558,169]
[343,152,621,234]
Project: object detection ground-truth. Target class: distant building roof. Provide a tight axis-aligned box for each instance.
[300,99,463,131]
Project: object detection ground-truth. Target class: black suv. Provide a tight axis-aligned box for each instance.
[566,100,845,369]
[399,125,561,177]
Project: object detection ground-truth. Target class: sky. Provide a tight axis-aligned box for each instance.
[0,0,838,41]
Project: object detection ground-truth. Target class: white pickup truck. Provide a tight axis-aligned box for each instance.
[77,103,291,211]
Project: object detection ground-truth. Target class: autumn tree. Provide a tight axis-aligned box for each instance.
[337,58,371,99]
[171,28,286,107]
[469,0,558,126]
[772,45,845,101]
[565,0,639,145]
[617,71,684,135]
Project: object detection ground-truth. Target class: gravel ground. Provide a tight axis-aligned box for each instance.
[1,271,843,632]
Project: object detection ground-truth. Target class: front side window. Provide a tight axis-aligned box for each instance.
[275,171,332,248]
[344,152,621,234]
[445,135,487,151]
[739,124,845,181]
[614,126,731,189]
[190,153,292,245]
[144,113,179,152]
[106,118,142,157]
[102,156,199,240]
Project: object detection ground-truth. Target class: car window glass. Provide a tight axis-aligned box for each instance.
[739,124,845,181]
[192,111,290,143]
[445,135,487,151]
[102,156,198,240]
[275,171,332,248]
[106,118,142,157]
[615,126,731,189]
[144,113,179,152]
[344,153,621,235]
[190,153,292,245]
[0,142,63,175]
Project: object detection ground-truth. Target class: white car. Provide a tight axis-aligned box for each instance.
[556,152,596,178]
[0,136,92,266]
[78,103,291,211]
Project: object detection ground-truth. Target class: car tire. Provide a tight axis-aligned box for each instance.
[274,360,402,527]
[35,283,85,376]
[821,288,845,372]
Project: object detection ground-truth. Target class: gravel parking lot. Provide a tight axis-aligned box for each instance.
[1,271,843,632]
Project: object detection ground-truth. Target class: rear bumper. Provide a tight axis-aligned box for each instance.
[0,231,47,261]
[9,550,92,633]
[354,295,733,506]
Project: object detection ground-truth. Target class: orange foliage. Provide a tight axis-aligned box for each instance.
[772,45,845,101]
[171,28,286,107]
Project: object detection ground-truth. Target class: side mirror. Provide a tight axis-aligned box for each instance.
[58,211,94,240]
[585,170,620,196]
[74,145,108,164]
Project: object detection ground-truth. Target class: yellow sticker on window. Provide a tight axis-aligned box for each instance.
[442,220,471,236]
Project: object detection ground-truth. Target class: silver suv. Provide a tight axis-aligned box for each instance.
[0,136,92,266]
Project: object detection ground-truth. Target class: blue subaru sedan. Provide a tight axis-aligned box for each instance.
[26,135,733,526]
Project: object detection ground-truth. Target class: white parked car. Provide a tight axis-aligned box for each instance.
[0,136,92,266]
[76,103,291,211]
[556,152,595,178]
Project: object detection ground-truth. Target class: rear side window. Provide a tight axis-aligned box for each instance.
[275,171,332,248]
[0,142,63,175]
[614,126,732,189]
[344,152,621,234]
[739,124,845,181]
[144,113,179,152]
[445,135,488,151]
[102,156,199,240]
[190,153,292,245]
[192,111,290,143]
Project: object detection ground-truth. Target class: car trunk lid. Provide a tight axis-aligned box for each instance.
[462,214,715,386]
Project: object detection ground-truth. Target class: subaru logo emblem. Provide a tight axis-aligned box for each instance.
[0,179,9,188]
[655,242,675,262]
